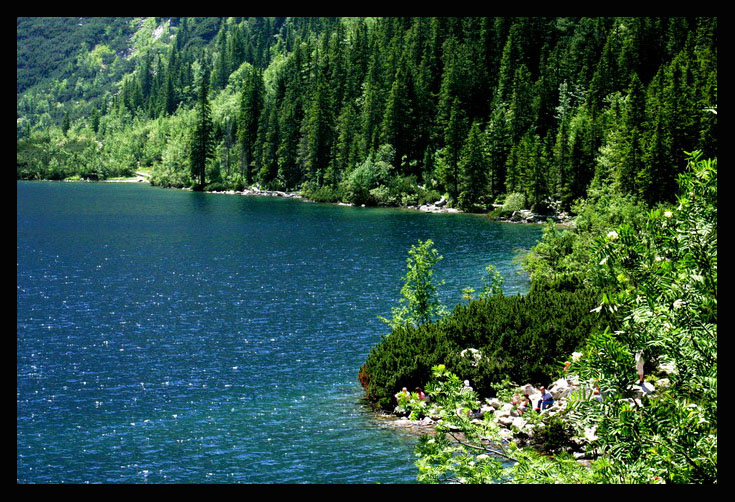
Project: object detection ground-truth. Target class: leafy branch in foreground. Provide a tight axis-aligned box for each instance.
[413,152,717,484]
[413,365,595,484]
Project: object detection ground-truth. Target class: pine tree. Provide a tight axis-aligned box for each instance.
[358,44,385,159]
[190,73,214,190]
[238,67,264,184]
[693,17,717,160]
[211,22,230,92]
[256,98,279,188]
[617,73,646,196]
[457,120,489,210]
[437,97,467,200]
[380,56,416,171]
[61,111,70,136]
[299,36,333,186]
[508,63,534,144]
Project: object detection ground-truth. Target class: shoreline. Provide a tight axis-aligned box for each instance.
[18,176,570,225]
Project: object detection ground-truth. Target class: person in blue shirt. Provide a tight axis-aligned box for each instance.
[536,386,554,411]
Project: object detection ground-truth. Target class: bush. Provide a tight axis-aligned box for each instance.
[203,181,228,192]
[360,285,614,410]
[303,183,343,203]
[502,192,526,212]
[341,155,392,206]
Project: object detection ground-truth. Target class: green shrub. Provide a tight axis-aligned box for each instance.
[360,285,614,410]
[502,192,526,212]
[303,184,343,203]
[203,181,228,192]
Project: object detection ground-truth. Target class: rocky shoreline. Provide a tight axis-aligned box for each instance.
[47,176,570,223]
[202,188,572,224]
[383,367,665,463]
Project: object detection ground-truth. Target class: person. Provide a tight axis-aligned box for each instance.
[635,351,645,384]
[395,387,410,404]
[415,387,426,401]
[518,394,532,415]
[536,386,554,411]
[592,388,602,402]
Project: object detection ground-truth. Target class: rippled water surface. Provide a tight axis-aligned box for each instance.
[17,181,542,483]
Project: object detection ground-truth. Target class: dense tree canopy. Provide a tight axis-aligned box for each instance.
[18,17,717,208]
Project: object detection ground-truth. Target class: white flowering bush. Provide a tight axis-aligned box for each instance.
[569,151,717,483]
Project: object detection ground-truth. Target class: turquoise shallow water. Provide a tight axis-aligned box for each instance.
[16,181,542,483]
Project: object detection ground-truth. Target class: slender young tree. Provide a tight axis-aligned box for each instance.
[380,239,449,330]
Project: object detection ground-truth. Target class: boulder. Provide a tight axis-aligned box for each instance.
[520,384,538,397]
[548,377,576,400]
[460,348,483,367]
[511,416,528,431]
[497,415,514,427]
[486,397,503,409]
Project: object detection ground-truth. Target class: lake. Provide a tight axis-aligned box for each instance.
[16,181,542,484]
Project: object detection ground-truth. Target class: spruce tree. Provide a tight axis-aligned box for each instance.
[190,73,214,190]
[457,120,489,211]
[238,67,264,184]
[618,73,646,196]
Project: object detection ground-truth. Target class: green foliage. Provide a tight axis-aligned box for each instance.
[17,17,717,211]
[189,75,214,189]
[379,239,449,331]
[410,153,717,484]
[363,280,612,410]
[341,149,392,206]
[413,365,593,484]
[522,185,648,291]
[565,151,717,483]
[300,183,344,203]
[478,264,504,300]
[501,192,526,213]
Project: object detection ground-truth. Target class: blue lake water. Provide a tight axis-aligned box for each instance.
[17,181,542,484]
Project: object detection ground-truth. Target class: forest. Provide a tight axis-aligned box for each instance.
[17,17,717,213]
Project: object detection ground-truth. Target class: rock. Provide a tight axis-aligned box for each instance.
[521,384,538,397]
[498,428,514,441]
[460,348,482,367]
[548,377,576,400]
[583,426,598,442]
[487,398,502,409]
[480,404,495,416]
[656,377,671,390]
[511,416,527,431]
[495,410,512,426]
[631,381,655,398]
[657,361,678,376]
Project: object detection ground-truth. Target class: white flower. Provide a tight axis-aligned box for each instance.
[607,230,619,241]
[571,352,583,362]
[673,299,684,309]
[664,210,673,219]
